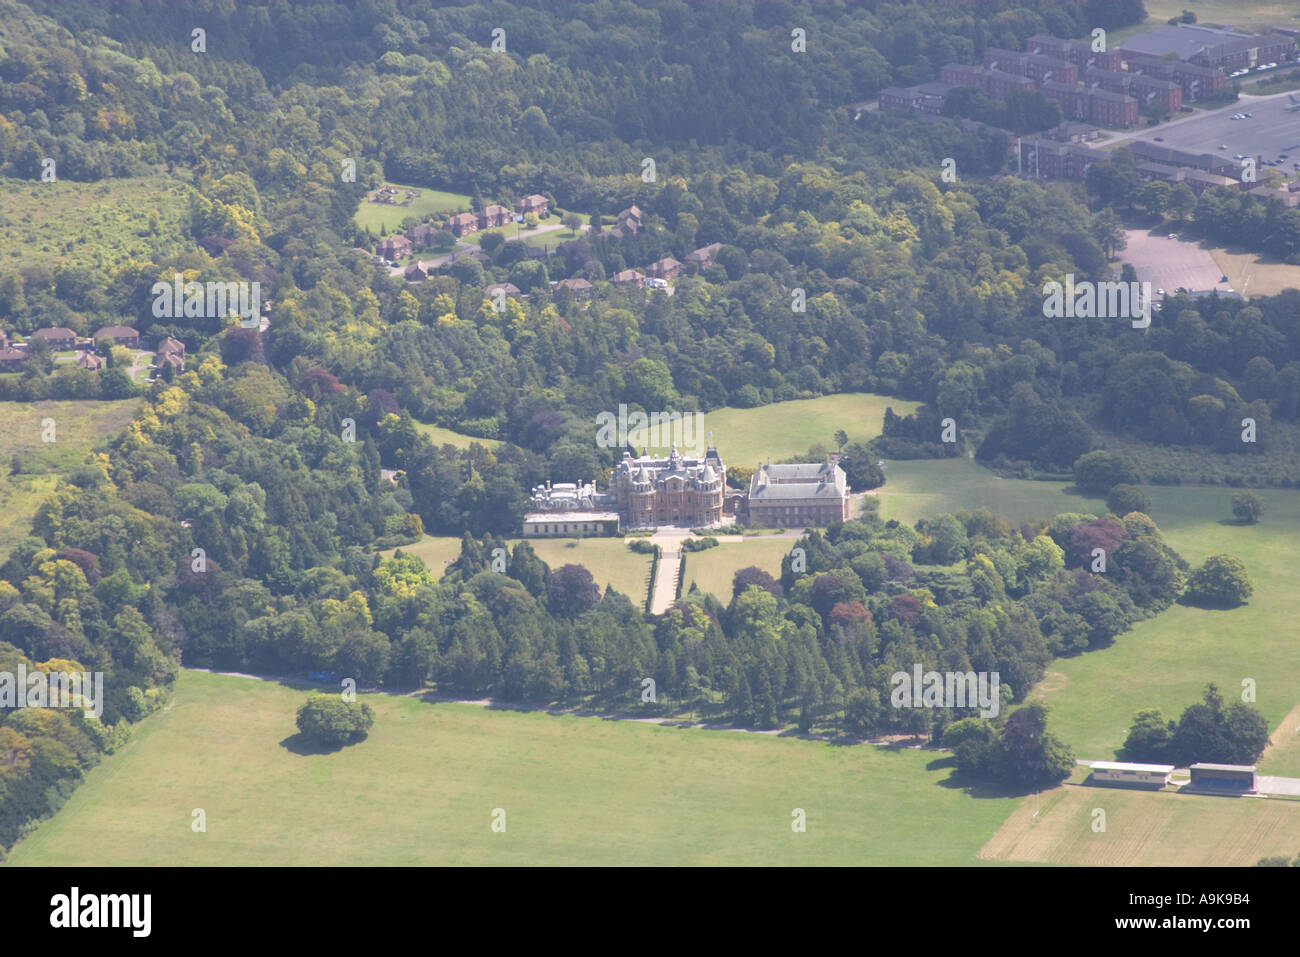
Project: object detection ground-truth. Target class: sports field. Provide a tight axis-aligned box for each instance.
[979,767,1300,865]
[3,669,1023,866]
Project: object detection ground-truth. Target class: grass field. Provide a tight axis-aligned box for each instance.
[683,537,795,601]
[1208,243,1300,298]
[636,393,921,466]
[0,174,190,271]
[387,535,653,604]
[1109,2,1300,43]
[979,766,1300,865]
[0,399,142,559]
[3,669,1024,866]
[413,420,502,450]
[381,535,463,575]
[355,183,473,234]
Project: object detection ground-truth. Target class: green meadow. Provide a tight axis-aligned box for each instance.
[412,420,503,450]
[4,669,1021,866]
[636,393,921,466]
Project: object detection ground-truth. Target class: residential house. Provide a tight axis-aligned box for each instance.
[516,194,550,216]
[94,325,140,348]
[612,269,646,285]
[77,351,104,371]
[377,235,413,260]
[404,262,429,282]
[616,205,643,233]
[478,204,511,228]
[447,212,479,237]
[156,336,186,373]
[646,257,683,280]
[556,277,593,299]
[684,242,723,272]
[31,327,78,351]
[486,282,522,299]
[407,223,440,247]
[0,348,27,372]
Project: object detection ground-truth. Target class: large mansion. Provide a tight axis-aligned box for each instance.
[610,446,726,528]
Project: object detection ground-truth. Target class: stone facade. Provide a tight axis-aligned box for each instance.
[745,454,852,528]
[611,446,725,528]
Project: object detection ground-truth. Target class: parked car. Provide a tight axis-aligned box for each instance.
[1154,136,1164,141]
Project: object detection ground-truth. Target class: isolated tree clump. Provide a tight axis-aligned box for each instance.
[1106,483,1150,517]
[1230,491,1262,524]
[1073,450,1139,495]
[1182,554,1253,607]
[296,694,375,747]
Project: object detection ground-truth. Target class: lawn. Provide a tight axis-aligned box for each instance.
[413,420,502,450]
[380,535,462,576]
[0,399,142,560]
[0,174,190,271]
[3,669,1023,866]
[355,183,473,234]
[515,537,651,603]
[637,393,921,467]
[979,766,1300,866]
[877,457,1090,527]
[386,534,653,605]
[683,537,795,602]
[873,456,1300,763]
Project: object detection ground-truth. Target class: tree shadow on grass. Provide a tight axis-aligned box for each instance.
[279,732,366,756]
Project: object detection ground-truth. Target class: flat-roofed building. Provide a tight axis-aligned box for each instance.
[1089,761,1175,789]
[1188,763,1256,792]
[522,511,621,537]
